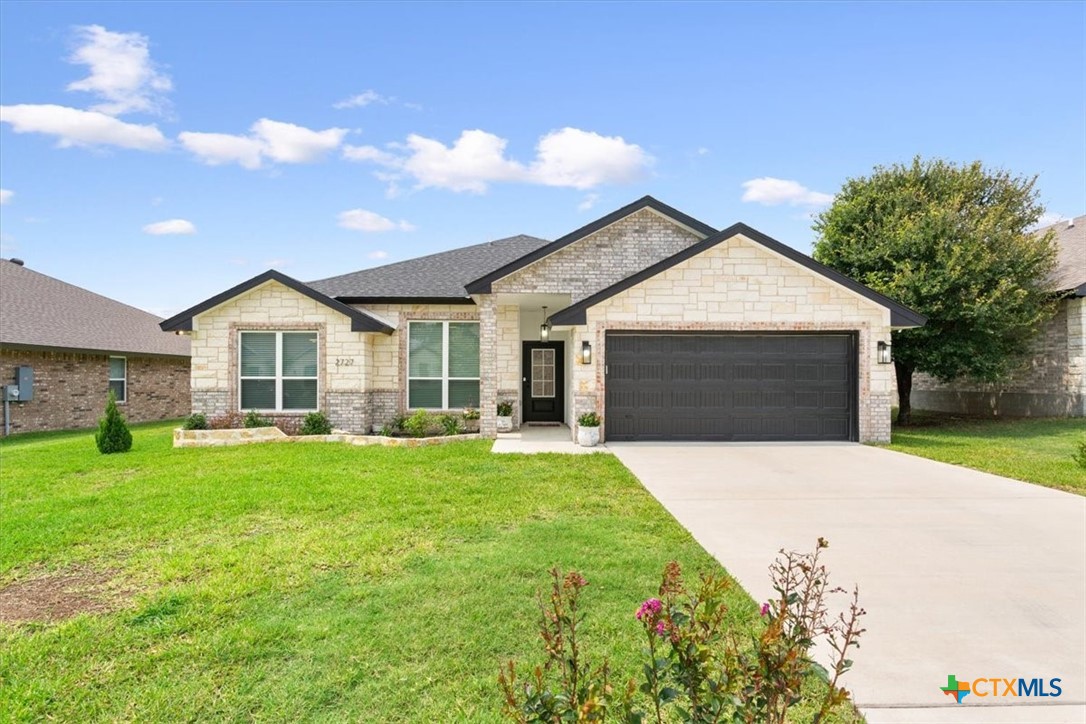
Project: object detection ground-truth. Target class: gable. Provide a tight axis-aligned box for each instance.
[550,223,926,328]
[465,195,716,295]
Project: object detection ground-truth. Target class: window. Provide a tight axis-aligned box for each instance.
[239,331,318,411]
[108,356,126,403]
[408,321,479,409]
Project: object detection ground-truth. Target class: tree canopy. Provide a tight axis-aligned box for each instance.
[812,157,1058,423]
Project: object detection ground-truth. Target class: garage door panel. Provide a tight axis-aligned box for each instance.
[605,333,855,442]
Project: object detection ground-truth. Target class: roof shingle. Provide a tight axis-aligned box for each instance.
[1040,215,1085,295]
[0,260,190,357]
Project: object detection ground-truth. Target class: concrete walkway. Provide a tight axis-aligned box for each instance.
[608,442,1086,723]
[492,424,611,454]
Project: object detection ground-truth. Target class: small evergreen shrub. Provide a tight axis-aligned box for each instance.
[439,414,462,436]
[1073,437,1086,469]
[182,413,208,430]
[402,409,436,437]
[95,390,133,454]
[243,410,271,428]
[577,411,601,427]
[300,411,333,436]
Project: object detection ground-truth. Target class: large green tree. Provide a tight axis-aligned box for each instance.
[813,157,1058,425]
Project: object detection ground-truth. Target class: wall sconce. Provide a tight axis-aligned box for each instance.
[877,341,892,364]
[540,306,550,341]
[581,340,592,365]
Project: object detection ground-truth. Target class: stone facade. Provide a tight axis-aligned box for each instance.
[909,296,1085,417]
[569,234,894,443]
[0,347,189,434]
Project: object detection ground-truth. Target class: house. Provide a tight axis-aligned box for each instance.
[910,215,1086,417]
[161,196,925,443]
[0,258,191,434]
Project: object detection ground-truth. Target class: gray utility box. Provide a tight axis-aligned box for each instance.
[12,366,34,402]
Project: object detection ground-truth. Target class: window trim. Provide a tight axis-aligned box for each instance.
[108,356,127,404]
[407,321,480,410]
[238,330,319,412]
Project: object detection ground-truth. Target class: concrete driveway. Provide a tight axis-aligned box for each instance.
[609,443,1086,723]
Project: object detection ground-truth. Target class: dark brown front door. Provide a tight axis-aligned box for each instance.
[522,341,564,423]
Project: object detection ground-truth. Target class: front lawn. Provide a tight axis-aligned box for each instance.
[0,424,857,721]
[889,412,1085,495]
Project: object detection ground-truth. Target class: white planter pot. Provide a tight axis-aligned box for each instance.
[496,416,513,433]
[577,426,600,447]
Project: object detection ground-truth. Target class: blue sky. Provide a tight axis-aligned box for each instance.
[1,1,1083,317]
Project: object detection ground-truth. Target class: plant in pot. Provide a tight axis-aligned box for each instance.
[577,411,601,447]
[496,400,514,432]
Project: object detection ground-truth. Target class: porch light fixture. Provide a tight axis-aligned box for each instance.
[581,340,592,365]
[877,341,892,364]
[540,306,550,341]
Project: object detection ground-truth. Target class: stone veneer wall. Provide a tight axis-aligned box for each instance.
[908,296,1085,417]
[0,347,189,434]
[572,234,894,443]
[492,207,704,303]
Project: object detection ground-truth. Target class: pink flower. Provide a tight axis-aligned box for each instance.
[636,598,663,621]
[655,620,668,637]
[760,603,771,617]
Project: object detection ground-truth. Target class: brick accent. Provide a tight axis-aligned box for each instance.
[367,390,400,432]
[0,347,189,435]
[908,296,1085,417]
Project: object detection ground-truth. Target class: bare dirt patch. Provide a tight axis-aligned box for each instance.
[0,567,126,624]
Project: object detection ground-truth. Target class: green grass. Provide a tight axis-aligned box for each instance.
[888,412,1086,495]
[0,423,858,722]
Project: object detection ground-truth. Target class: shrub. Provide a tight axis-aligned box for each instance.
[497,401,514,417]
[208,411,244,430]
[402,409,437,438]
[182,413,208,430]
[243,410,271,428]
[95,390,133,454]
[1073,437,1086,469]
[300,411,333,436]
[439,414,462,436]
[577,411,601,427]
[500,539,865,724]
[462,407,481,421]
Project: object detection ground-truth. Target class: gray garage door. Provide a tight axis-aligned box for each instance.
[605,333,856,441]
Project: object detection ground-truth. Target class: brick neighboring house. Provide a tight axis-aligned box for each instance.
[910,215,1086,417]
[162,196,925,443]
[0,258,190,434]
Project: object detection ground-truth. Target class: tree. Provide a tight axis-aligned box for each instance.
[95,389,133,454]
[813,157,1058,425]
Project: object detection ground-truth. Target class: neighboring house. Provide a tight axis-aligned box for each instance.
[0,258,191,434]
[910,215,1086,417]
[161,196,925,443]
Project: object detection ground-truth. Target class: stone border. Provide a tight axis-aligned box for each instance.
[173,427,481,449]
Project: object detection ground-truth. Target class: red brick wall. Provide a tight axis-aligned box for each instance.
[0,348,190,435]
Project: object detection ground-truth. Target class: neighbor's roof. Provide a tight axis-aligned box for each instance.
[308,234,551,301]
[1041,215,1085,296]
[0,259,190,357]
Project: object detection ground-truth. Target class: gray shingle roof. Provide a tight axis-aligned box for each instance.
[0,259,190,357]
[307,234,551,299]
[1041,215,1085,294]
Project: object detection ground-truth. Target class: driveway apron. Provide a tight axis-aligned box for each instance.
[608,442,1086,723]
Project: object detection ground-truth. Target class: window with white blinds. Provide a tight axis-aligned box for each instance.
[408,321,480,409]
[239,331,318,411]
[108,356,127,403]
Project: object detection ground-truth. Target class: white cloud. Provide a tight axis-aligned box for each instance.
[578,193,600,211]
[264,258,290,268]
[367,250,389,260]
[179,119,347,169]
[346,127,652,194]
[67,25,172,116]
[0,104,170,150]
[333,90,389,109]
[740,177,834,207]
[0,189,13,205]
[143,218,196,235]
[337,208,415,232]
[697,147,710,156]
[1033,211,1066,230]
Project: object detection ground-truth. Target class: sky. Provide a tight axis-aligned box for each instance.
[1,1,1083,318]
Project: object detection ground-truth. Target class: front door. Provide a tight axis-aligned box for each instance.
[522,341,564,423]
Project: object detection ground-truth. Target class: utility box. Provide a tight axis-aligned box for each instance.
[14,366,33,402]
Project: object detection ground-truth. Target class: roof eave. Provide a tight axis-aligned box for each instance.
[465,196,717,294]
